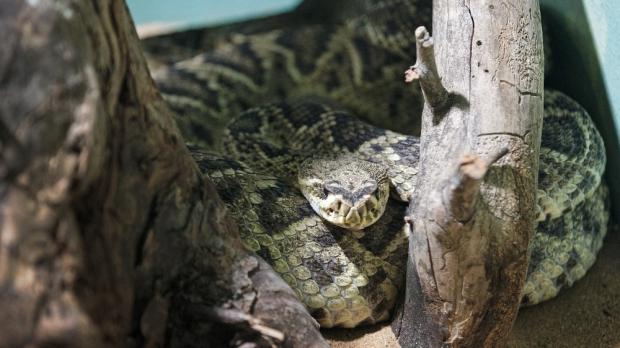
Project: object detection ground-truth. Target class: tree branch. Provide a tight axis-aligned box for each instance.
[446,148,510,222]
[394,1,544,346]
[405,26,449,109]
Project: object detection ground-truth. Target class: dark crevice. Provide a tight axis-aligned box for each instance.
[134,195,158,267]
[466,1,475,100]
[499,79,543,98]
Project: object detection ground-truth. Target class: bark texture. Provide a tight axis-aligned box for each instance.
[0,1,326,347]
[393,1,544,347]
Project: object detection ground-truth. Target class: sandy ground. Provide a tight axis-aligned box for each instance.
[323,226,620,347]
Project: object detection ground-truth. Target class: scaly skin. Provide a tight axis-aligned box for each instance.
[150,0,609,328]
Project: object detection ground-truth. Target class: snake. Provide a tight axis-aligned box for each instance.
[150,0,610,328]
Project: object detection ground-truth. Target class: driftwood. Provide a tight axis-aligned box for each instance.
[0,1,326,347]
[393,1,544,347]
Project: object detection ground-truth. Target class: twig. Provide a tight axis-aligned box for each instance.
[448,147,510,222]
[404,26,449,109]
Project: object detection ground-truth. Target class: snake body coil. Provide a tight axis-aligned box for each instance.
[154,0,609,328]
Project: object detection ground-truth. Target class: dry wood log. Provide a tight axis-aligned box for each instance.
[393,1,544,346]
[0,1,327,347]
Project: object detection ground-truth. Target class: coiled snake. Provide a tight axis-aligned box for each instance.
[153,0,609,328]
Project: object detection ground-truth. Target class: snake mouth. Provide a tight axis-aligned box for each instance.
[320,192,385,230]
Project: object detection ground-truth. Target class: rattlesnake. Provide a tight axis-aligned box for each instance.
[152,0,609,328]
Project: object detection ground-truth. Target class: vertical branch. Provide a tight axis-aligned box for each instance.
[394,1,544,346]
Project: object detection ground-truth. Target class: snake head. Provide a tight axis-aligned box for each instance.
[298,155,390,230]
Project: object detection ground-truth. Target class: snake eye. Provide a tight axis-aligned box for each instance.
[324,180,340,193]
[362,180,377,191]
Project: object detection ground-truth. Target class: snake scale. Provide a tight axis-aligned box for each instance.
[151,0,609,328]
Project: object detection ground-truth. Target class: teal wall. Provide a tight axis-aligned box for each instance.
[584,1,620,138]
[127,0,299,29]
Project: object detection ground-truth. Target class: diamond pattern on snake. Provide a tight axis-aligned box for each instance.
[153,0,610,329]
